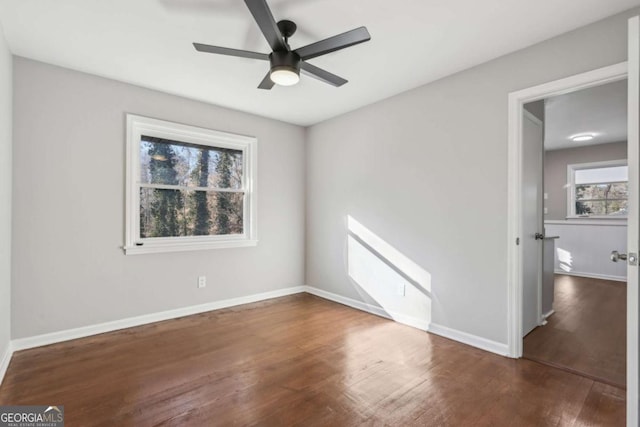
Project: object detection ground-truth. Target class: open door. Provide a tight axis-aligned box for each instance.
[627,15,639,427]
[521,110,544,337]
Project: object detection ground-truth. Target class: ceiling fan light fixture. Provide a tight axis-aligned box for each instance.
[269,51,301,86]
[270,66,300,86]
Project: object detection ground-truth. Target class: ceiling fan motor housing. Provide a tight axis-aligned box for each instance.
[269,51,301,75]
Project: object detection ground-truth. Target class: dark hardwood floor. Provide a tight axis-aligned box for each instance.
[524,274,626,388]
[0,293,625,426]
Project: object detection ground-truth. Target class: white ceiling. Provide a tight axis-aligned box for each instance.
[0,0,637,126]
[544,80,627,151]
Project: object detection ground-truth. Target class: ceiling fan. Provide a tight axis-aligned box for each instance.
[193,0,371,89]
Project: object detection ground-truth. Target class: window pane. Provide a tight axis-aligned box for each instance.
[139,188,184,238]
[213,192,245,235]
[606,200,628,216]
[576,182,628,201]
[609,182,629,199]
[575,200,628,216]
[140,188,244,238]
[140,136,243,189]
[575,166,627,185]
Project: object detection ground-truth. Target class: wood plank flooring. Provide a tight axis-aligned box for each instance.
[523,274,626,388]
[0,293,625,426]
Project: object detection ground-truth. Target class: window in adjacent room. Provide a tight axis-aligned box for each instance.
[125,114,257,254]
[567,159,628,218]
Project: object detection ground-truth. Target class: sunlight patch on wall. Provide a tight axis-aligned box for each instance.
[557,247,573,272]
[347,215,431,330]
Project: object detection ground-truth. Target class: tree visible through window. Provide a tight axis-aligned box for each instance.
[125,115,257,254]
[569,161,628,217]
[139,137,244,238]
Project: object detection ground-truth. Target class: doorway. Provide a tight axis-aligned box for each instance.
[521,81,628,388]
[506,62,629,358]
[506,25,640,423]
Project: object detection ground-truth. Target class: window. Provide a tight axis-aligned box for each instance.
[125,115,257,254]
[567,159,628,218]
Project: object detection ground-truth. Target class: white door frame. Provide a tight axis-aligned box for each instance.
[627,17,639,426]
[506,61,628,358]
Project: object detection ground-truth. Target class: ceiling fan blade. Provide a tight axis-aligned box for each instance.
[258,72,275,90]
[244,0,288,52]
[294,27,370,61]
[300,62,347,87]
[193,43,269,60]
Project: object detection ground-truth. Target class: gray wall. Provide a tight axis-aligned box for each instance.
[12,58,306,339]
[306,9,638,344]
[524,100,545,122]
[544,141,628,220]
[0,22,11,361]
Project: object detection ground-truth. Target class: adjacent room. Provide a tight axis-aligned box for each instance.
[523,81,628,388]
[0,1,639,425]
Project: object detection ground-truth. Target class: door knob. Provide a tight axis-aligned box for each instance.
[534,233,544,240]
[610,251,628,262]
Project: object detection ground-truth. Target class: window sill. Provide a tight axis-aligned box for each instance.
[565,216,627,220]
[545,219,627,226]
[123,239,258,255]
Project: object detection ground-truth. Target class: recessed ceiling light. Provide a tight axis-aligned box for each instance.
[571,134,594,142]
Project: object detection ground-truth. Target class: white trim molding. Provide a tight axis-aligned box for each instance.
[303,286,430,331]
[566,159,628,219]
[0,343,13,386]
[124,114,258,255]
[427,323,509,356]
[507,61,628,359]
[12,286,305,352]
[304,286,390,320]
[545,219,627,226]
[554,270,626,282]
[627,17,640,426]
[8,286,431,355]
[542,309,555,320]
[304,286,510,357]
[3,285,514,380]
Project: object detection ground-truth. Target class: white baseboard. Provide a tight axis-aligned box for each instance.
[11,286,306,352]
[538,309,555,326]
[7,285,505,367]
[554,270,626,282]
[303,286,429,331]
[0,342,13,387]
[427,323,509,356]
[303,286,390,320]
[304,287,508,356]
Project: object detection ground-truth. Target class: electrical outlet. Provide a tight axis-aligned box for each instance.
[396,283,406,297]
[198,276,206,288]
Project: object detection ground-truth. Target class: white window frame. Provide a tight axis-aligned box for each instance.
[566,158,628,219]
[124,114,257,255]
